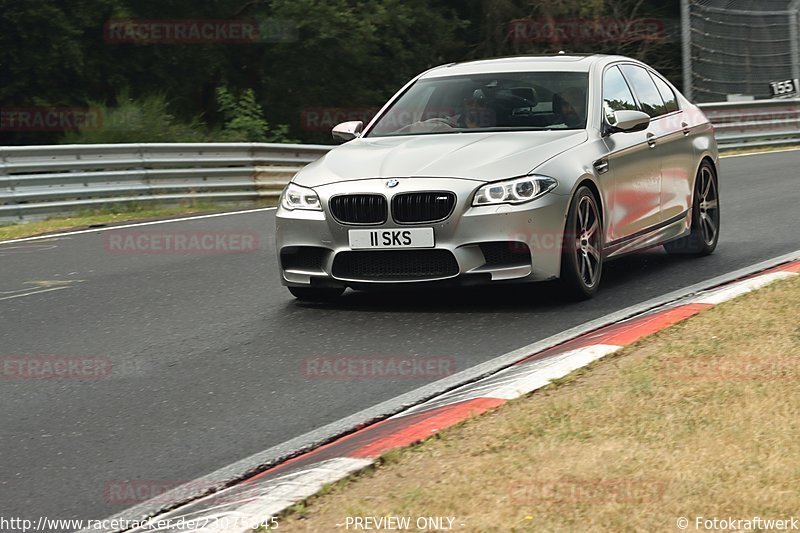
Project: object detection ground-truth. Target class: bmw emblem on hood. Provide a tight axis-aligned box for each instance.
[386,179,399,188]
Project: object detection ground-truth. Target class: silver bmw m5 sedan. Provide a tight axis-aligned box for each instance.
[276,54,720,301]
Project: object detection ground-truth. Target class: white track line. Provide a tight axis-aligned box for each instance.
[0,286,70,301]
[691,271,796,305]
[483,344,621,400]
[0,207,277,245]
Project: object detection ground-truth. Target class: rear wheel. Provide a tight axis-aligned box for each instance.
[288,286,345,302]
[664,161,719,256]
[560,186,603,299]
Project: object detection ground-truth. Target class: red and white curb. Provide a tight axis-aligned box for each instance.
[125,260,800,532]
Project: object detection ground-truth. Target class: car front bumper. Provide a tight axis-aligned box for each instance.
[275,177,569,289]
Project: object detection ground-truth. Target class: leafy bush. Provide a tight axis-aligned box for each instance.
[61,88,298,144]
[61,92,207,144]
[215,87,297,143]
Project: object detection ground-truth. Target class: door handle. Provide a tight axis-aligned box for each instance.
[593,158,609,174]
[646,133,657,148]
[681,122,690,136]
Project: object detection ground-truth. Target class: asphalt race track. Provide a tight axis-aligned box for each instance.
[0,150,798,522]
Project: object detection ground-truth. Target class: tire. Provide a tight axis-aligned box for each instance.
[664,161,720,256]
[288,286,345,301]
[560,186,603,299]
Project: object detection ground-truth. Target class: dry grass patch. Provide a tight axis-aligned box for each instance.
[279,275,800,532]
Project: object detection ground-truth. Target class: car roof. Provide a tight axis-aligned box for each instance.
[420,54,638,78]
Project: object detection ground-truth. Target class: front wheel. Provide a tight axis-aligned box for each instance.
[288,286,345,302]
[664,161,720,256]
[560,186,603,300]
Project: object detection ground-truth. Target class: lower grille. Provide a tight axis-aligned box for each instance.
[479,241,531,267]
[329,194,387,225]
[332,250,459,281]
[392,191,456,223]
[281,246,328,272]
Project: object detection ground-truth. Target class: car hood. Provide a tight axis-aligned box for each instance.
[293,130,588,187]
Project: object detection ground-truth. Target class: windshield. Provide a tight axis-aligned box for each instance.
[366,71,589,137]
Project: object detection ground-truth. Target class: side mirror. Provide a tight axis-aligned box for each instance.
[606,110,650,134]
[332,121,363,143]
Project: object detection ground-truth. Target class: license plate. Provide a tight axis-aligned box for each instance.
[349,228,434,249]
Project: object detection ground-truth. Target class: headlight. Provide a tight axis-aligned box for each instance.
[281,183,321,211]
[472,175,557,206]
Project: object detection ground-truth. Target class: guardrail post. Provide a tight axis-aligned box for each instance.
[137,143,151,204]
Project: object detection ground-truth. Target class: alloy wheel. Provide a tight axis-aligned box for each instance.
[575,195,602,288]
[697,166,719,246]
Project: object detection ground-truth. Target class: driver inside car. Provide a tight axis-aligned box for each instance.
[394,88,495,134]
[457,88,495,128]
[553,87,587,128]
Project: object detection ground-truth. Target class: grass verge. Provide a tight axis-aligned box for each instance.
[0,199,275,242]
[279,275,800,532]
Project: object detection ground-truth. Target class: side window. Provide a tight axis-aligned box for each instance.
[650,73,679,113]
[602,66,638,124]
[620,64,666,118]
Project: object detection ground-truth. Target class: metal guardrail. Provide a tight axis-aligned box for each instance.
[0,143,331,220]
[699,98,800,149]
[1,99,797,220]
